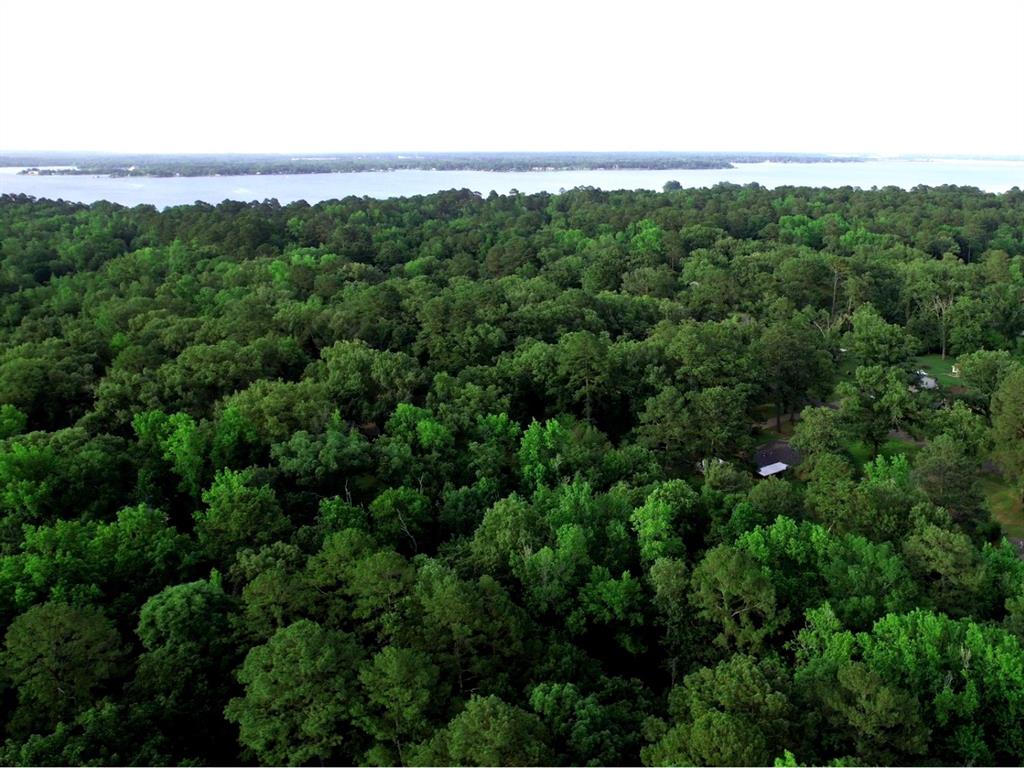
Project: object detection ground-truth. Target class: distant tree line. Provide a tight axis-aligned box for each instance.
[5,151,863,177]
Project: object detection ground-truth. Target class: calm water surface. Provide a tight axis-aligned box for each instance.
[1,160,1021,207]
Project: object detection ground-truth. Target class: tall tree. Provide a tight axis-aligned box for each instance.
[410,694,553,767]
[991,366,1024,498]
[847,304,916,368]
[756,312,835,430]
[225,620,363,765]
[3,602,126,735]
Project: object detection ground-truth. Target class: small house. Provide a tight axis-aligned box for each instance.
[753,440,802,479]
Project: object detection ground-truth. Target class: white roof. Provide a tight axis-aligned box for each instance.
[758,462,789,477]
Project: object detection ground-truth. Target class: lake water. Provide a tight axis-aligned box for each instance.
[1,159,1021,208]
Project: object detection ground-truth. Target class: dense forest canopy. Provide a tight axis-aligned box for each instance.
[0,182,1023,766]
[3,151,863,177]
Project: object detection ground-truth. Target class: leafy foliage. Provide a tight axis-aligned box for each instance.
[1,185,1023,764]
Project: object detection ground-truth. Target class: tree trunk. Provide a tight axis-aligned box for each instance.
[830,271,840,320]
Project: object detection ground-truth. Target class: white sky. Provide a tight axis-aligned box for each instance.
[1,0,1022,156]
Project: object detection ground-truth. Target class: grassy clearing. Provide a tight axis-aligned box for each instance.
[828,353,859,400]
[750,401,800,435]
[845,437,921,471]
[980,476,1024,540]
[912,354,962,389]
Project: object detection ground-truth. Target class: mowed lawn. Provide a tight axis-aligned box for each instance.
[913,354,962,389]
[981,476,1024,540]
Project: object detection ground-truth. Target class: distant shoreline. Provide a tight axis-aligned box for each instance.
[5,158,1019,207]
[3,152,866,178]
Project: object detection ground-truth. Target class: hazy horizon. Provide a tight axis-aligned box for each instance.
[3,150,1023,161]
